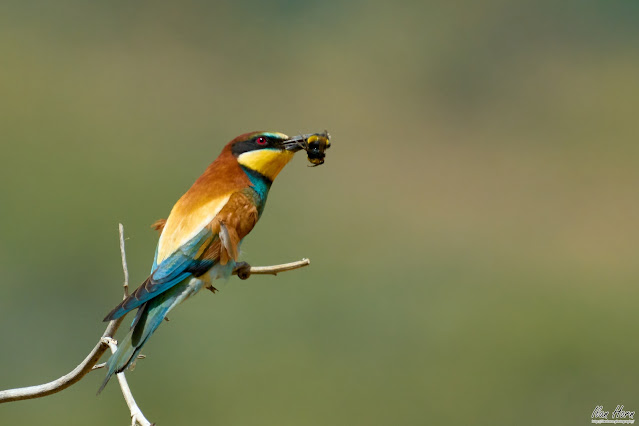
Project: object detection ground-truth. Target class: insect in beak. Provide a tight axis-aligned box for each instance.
[284,131,331,166]
[305,131,331,167]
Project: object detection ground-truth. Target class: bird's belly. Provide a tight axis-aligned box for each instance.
[182,260,235,301]
[209,260,236,281]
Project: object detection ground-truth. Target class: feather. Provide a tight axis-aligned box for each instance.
[103,227,214,321]
[98,275,207,394]
[156,143,252,264]
[150,218,166,233]
[219,222,239,265]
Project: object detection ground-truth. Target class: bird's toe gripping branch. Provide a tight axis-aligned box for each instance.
[233,262,252,280]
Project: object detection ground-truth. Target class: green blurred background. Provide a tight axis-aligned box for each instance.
[1,1,638,425]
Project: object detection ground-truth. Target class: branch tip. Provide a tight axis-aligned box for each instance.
[232,258,311,280]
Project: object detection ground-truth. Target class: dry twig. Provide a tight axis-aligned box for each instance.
[0,223,311,424]
[0,317,124,403]
[0,223,132,403]
[233,258,310,279]
[102,337,152,426]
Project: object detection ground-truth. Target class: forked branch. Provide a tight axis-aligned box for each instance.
[102,337,153,426]
[0,224,310,410]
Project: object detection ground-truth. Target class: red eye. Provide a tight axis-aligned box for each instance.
[256,137,267,145]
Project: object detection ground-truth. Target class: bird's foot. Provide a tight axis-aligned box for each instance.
[233,262,252,280]
[205,284,218,293]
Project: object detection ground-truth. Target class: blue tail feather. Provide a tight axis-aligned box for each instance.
[98,278,201,394]
[102,228,217,323]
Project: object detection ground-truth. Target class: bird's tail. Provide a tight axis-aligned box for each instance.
[98,280,196,394]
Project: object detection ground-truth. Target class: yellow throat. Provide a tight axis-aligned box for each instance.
[237,149,295,181]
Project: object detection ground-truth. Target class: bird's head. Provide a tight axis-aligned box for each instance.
[231,131,305,181]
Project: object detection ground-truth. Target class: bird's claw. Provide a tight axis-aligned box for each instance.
[233,262,252,280]
[205,284,218,293]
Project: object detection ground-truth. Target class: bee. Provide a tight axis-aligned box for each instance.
[304,130,331,166]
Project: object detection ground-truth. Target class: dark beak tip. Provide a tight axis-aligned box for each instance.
[284,134,311,152]
[284,143,305,152]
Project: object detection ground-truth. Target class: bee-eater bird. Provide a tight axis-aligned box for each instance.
[98,131,308,393]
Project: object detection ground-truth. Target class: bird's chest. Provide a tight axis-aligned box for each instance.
[241,167,272,216]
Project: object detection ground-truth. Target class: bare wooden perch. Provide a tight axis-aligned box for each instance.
[102,336,153,426]
[0,223,310,423]
[233,258,310,279]
[0,224,132,404]
[0,318,126,404]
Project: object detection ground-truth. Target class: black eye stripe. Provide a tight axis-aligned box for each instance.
[231,135,282,157]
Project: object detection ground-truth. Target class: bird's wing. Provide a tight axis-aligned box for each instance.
[156,193,233,265]
[103,226,216,321]
[103,191,259,322]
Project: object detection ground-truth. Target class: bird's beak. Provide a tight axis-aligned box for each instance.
[283,134,312,152]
